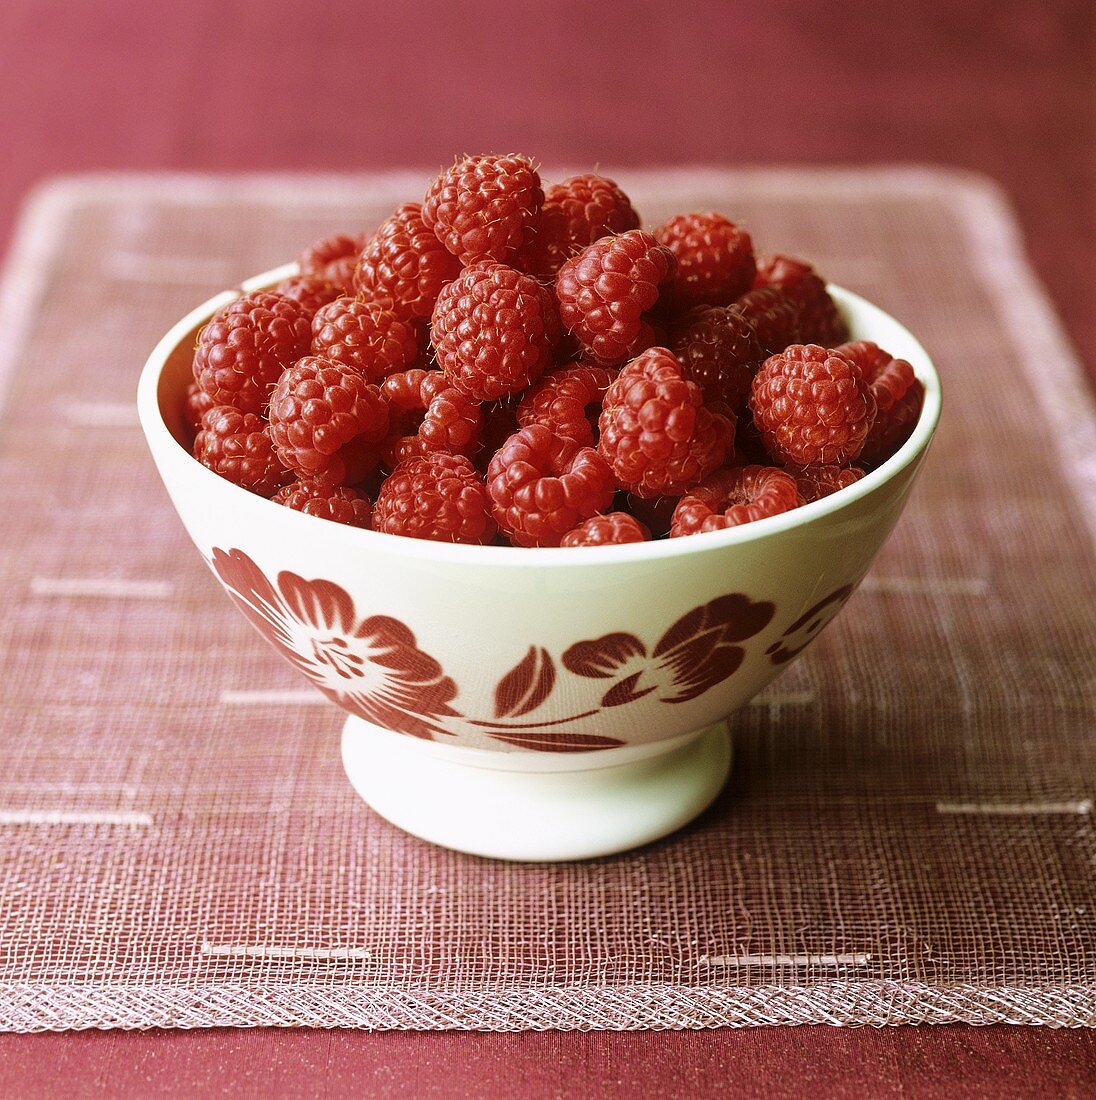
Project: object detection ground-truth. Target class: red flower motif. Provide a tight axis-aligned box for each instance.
[765,585,854,665]
[563,594,775,705]
[210,547,460,739]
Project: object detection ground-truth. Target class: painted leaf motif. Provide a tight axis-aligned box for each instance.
[562,632,646,678]
[487,730,626,753]
[494,646,556,718]
[601,672,655,708]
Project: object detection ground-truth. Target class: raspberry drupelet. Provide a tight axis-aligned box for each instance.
[311,297,421,382]
[753,254,848,346]
[431,262,560,401]
[654,211,756,312]
[380,368,482,468]
[486,424,615,547]
[273,480,373,528]
[749,344,876,467]
[515,363,619,447]
[555,230,676,365]
[423,154,543,265]
[670,304,763,412]
[670,466,802,536]
[298,233,367,291]
[560,511,651,547]
[193,405,290,498]
[597,347,733,498]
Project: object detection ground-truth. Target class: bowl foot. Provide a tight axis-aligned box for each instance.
[340,718,732,861]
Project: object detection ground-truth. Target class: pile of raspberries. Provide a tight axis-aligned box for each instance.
[186,153,925,548]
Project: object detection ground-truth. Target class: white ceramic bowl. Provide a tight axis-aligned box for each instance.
[139,265,941,860]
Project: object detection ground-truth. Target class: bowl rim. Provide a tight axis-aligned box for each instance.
[137,265,942,568]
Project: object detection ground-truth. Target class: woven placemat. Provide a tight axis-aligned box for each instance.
[0,169,1093,1032]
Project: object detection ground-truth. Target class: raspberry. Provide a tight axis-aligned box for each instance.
[311,297,420,382]
[555,230,676,365]
[733,286,802,355]
[515,364,618,447]
[192,292,312,415]
[193,406,289,498]
[380,368,482,467]
[749,344,876,466]
[486,424,615,547]
[788,463,865,503]
[431,262,559,400]
[560,511,650,548]
[519,174,640,279]
[273,274,344,318]
[374,453,496,545]
[670,304,763,411]
[298,233,366,291]
[353,203,462,320]
[653,212,755,311]
[832,341,925,466]
[753,254,847,345]
[273,480,373,528]
[671,466,802,536]
[597,348,733,498]
[268,356,390,483]
[423,154,543,265]
[184,381,215,434]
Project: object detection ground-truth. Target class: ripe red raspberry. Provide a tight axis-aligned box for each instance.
[560,511,650,548]
[671,466,802,536]
[519,174,640,279]
[832,341,925,467]
[423,154,543,265]
[311,297,420,382]
[380,368,482,467]
[487,424,615,547]
[353,203,462,320]
[272,480,373,528]
[298,233,366,291]
[268,356,389,484]
[787,463,866,503]
[732,286,802,355]
[273,274,344,318]
[192,292,312,415]
[374,453,496,545]
[753,254,847,346]
[184,381,215,434]
[653,212,755,311]
[750,344,877,466]
[597,348,733,498]
[555,230,676,365]
[193,405,289,498]
[431,262,559,400]
[515,364,618,447]
[670,305,763,411]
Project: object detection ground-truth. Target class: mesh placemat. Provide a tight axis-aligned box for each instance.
[0,169,1093,1032]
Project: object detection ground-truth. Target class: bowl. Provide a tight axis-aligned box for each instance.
[138,264,941,860]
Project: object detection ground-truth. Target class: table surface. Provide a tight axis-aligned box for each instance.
[1,0,1093,1092]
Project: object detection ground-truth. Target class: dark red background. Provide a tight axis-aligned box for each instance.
[2,0,1093,1092]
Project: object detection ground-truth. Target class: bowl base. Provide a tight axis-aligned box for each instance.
[340,718,731,861]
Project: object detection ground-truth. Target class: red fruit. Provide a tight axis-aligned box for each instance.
[515,363,618,446]
[749,344,876,466]
[519,174,640,279]
[832,340,925,466]
[311,296,420,382]
[353,203,462,320]
[423,154,543,264]
[561,511,650,548]
[597,348,733,498]
[193,405,289,498]
[787,463,865,503]
[192,291,312,415]
[486,424,615,547]
[431,262,559,400]
[670,304,763,411]
[753,254,847,346]
[272,480,373,528]
[671,466,802,536]
[298,233,366,291]
[273,274,344,318]
[184,381,215,435]
[653,212,755,311]
[733,286,802,355]
[373,453,496,545]
[268,356,389,483]
[555,230,676,365]
[380,368,482,467]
